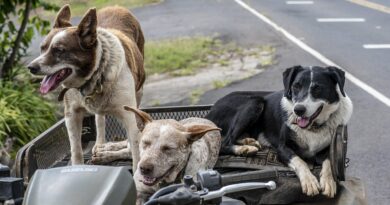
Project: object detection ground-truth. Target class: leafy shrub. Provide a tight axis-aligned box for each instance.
[0,80,56,156]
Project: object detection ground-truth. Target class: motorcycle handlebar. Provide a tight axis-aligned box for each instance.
[201,181,276,201]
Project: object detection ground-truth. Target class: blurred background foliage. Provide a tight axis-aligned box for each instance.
[0,0,58,165]
[0,77,56,158]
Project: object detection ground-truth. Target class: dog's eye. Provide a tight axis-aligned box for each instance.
[292,83,301,91]
[311,84,322,93]
[52,46,65,53]
[161,145,172,152]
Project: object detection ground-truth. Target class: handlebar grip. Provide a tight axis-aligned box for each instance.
[220,169,278,186]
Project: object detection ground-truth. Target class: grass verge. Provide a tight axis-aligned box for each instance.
[190,88,205,105]
[213,80,232,89]
[49,0,161,16]
[145,37,223,76]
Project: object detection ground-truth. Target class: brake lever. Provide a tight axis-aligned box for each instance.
[201,181,276,201]
[152,187,201,205]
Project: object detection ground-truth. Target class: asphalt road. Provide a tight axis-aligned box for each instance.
[132,0,390,204]
[204,1,390,204]
[27,0,389,203]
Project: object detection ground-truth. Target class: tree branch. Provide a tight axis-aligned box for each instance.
[0,0,32,80]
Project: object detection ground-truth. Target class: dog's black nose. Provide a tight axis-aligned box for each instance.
[294,105,306,116]
[27,64,40,74]
[140,164,154,175]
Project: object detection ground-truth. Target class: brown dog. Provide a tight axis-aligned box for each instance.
[123,106,222,204]
[27,5,145,171]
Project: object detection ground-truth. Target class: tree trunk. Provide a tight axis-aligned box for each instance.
[0,0,32,80]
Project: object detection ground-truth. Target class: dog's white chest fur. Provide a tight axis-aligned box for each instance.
[289,125,333,157]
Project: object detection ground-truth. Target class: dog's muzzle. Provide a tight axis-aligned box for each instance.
[295,105,323,129]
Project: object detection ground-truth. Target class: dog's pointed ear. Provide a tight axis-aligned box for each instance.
[327,66,346,97]
[184,125,221,143]
[53,5,72,28]
[283,65,303,99]
[124,106,153,125]
[77,8,97,49]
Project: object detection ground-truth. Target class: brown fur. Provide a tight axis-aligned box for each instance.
[109,29,144,91]
[97,6,144,55]
[98,6,145,91]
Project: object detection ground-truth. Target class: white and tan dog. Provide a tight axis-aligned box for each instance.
[123,106,222,204]
[27,5,145,171]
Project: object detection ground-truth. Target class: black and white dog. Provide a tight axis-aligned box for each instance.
[206,65,353,198]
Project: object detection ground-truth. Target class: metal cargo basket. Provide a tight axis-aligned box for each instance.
[14,103,348,191]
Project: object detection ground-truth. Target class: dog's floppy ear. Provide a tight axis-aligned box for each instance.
[123,106,153,126]
[77,8,97,49]
[283,65,303,99]
[185,125,221,143]
[53,5,72,28]
[327,66,346,97]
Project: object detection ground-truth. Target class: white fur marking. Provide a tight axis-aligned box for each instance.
[320,159,337,197]
[50,30,67,48]
[160,125,170,136]
[289,156,320,196]
[309,67,313,89]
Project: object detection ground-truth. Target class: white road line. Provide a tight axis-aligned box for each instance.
[317,18,365,22]
[363,44,390,49]
[286,1,314,4]
[234,0,390,107]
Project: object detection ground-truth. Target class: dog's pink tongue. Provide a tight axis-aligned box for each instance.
[297,117,310,128]
[40,74,58,94]
[143,176,157,185]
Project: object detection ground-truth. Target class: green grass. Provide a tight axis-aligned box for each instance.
[213,80,232,89]
[50,0,161,16]
[145,37,222,76]
[258,45,276,68]
[190,88,205,105]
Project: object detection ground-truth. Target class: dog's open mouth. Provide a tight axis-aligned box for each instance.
[141,166,175,186]
[40,68,72,94]
[296,105,323,129]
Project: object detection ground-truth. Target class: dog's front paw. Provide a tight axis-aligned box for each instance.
[92,144,102,155]
[233,145,259,156]
[91,151,112,164]
[299,171,320,196]
[320,173,337,198]
[91,147,131,164]
[237,138,262,149]
[93,141,128,155]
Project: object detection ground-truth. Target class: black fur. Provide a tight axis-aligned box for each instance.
[205,91,266,155]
